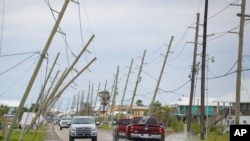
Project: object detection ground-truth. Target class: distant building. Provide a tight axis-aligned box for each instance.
[104,105,149,118]
[214,90,250,125]
[168,96,224,118]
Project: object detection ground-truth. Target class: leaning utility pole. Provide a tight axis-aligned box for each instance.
[87,81,91,116]
[32,53,60,113]
[110,66,119,123]
[148,36,174,116]
[26,57,96,132]
[94,82,101,111]
[118,58,133,119]
[90,83,94,116]
[187,13,200,136]
[4,0,70,140]
[235,0,246,125]
[200,0,208,140]
[129,50,146,113]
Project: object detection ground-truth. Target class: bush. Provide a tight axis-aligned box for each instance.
[216,123,225,135]
[191,123,200,135]
[170,119,184,132]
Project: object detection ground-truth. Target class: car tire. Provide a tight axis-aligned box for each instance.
[92,136,97,141]
[69,135,74,141]
[60,127,62,130]
[113,134,119,141]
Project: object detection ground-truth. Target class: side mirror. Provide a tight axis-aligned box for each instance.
[96,121,100,126]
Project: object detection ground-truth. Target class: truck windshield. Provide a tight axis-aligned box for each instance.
[71,118,95,124]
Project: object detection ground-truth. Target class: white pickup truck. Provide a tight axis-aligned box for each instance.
[69,116,97,141]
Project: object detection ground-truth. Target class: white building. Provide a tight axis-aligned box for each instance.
[214,90,250,125]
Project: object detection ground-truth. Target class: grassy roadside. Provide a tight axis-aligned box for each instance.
[0,124,47,141]
[184,132,229,141]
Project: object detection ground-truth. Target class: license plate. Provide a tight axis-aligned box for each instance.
[143,134,149,137]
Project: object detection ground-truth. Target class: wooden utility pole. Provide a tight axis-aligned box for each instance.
[108,71,118,120]
[129,50,146,114]
[80,90,85,115]
[94,82,101,111]
[90,83,94,115]
[77,91,80,115]
[71,95,76,114]
[4,1,70,140]
[26,57,96,132]
[118,59,133,119]
[187,13,200,135]
[87,81,91,116]
[110,66,119,123]
[148,36,174,116]
[200,0,208,140]
[235,0,246,125]
[32,53,60,113]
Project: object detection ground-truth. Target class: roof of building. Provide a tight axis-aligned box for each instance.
[168,96,218,106]
[123,105,149,110]
[213,90,250,103]
[0,100,20,107]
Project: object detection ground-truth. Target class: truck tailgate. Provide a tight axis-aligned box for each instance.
[132,124,163,134]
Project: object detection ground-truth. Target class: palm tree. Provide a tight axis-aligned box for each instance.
[152,101,162,110]
[136,99,143,106]
[158,105,170,126]
[98,90,110,114]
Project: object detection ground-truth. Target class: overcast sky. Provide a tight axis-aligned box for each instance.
[0,0,249,111]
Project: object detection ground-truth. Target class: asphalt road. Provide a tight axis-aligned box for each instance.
[51,124,185,141]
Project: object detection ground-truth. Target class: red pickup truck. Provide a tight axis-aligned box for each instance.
[126,116,165,141]
[113,118,132,141]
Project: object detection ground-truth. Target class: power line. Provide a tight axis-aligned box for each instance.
[44,0,75,66]
[0,51,41,57]
[0,0,5,55]
[76,1,88,63]
[0,53,40,75]
[159,79,191,93]
[208,20,250,41]
[0,55,39,97]
[207,0,239,21]
[208,68,250,80]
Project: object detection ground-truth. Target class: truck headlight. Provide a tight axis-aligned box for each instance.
[91,126,97,131]
[70,127,76,132]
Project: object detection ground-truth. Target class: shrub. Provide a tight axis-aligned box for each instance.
[191,123,200,135]
[170,119,184,132]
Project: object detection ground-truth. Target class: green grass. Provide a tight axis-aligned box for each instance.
[185,132,229,141]
[206,132,229,141]
[0,125,47,141]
